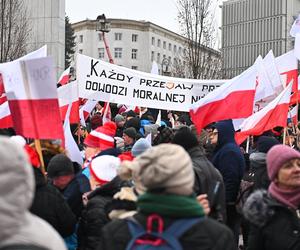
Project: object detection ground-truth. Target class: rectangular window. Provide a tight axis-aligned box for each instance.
[132,34,138,42]
[174,45,177,52]
[114,48,122,58]
[131,66,138,70]
[132,49,138,59]
[157,53,161,63]
[98,33,102,41]
[152,37,155,45]
[157,39,161,47]
[79,49,83,54]
[115,33,122,41]
[151,51,154,61]
[169,43,172,51]
[98,48,105,58]
[163,41,166,49]
[79,35,83,43]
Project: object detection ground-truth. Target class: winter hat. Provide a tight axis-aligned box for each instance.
[133,144,194,195]
[124,117,141,131]
[114,114,125,123]
[257,136,280,153]
[132,138,151,157]
[123,127,137,139]
[84,121,117,150]
[144,124,159,137]
[126,110,137,118]
[90,155,121,185]
[47,154,74,178]
[153,126,174,145]
[90,114,103,130]
[267,144,300,181]
[172,127,198,151]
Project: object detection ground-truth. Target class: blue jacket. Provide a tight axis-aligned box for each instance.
[212,120,245,203]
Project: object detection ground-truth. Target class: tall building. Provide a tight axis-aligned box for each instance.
[72,18,221,77]
[221,0,300,78]
[24,0,65,78]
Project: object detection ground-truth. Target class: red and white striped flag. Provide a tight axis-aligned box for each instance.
[288,105,298,125]
[79,99,98,127]
[102,102,111,124]
[235,82,293,145]
[58,66,71,85]
[190,64,258,132]
[1,57,63,139]
[0,101,13,128]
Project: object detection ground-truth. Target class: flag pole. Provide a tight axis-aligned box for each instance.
[246,136,250,153]
[34,139,45,174]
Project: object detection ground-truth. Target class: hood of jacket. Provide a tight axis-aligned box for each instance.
[214,120,235,150]
[249,152,266,170]
[0,136,35,241]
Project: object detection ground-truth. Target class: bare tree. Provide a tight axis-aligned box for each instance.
[0,0,30,63]
[177,0,222,79]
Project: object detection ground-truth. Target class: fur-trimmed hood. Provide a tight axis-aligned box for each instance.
[243,190,281,227]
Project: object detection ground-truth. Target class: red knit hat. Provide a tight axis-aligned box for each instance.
[84,122,117,150]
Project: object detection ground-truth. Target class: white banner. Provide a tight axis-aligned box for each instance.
[77,54,225,112]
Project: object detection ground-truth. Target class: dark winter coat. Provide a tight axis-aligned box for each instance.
[244,190,300,250]
[249,152,270,190]
[212,120,245,203]
[188,146,227,222]
[30,168,77,237]
[98,212,236,250]
[77,177,128,250]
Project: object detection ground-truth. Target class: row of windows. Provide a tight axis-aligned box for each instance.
[78,33,139,43]
[223,0,285,25]
[223,16,284,47]
[97,48,138,59]
[151,37,183,54]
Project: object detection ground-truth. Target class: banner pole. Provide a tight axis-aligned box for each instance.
[283,127,287,145]
[34,139,45,174]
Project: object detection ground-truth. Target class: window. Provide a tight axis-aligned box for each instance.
[132,66,138,70]
[132,34,138,42]
[79,35,83,43]
[114,48,122,58]
[115,33,122,41]
[163,41,166,49]
[98,48,105,59]
[168,43,172,51]
[79,49,83,54]
[98,33,103,41]
[157,53,161,63]
[174,45,177,53]
[132,49,138,59]
[152,37,155,45]
[151,51,154,61]
[157,39,161,47]
[178,47,182,54]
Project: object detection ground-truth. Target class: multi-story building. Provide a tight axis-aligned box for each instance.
[72,18,221,77]
[221,0,300,78]
[24,0,65,78]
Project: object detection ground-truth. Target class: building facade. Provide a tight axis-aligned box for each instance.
[222,0,300,78]
[72,18,221,77]
[24,0,65,78]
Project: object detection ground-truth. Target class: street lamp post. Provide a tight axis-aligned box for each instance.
[161,58,170,76]
[96,14,114,64]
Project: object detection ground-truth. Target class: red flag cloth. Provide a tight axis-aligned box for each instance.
[102,102,112,124]
[0,101,13,128]
[190,65,258,132]
[235,82,293,145]
[58,67,71,85]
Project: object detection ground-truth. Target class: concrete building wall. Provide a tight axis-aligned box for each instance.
[222,0,300,78]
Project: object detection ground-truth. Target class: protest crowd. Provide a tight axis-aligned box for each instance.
[1,31,300,250]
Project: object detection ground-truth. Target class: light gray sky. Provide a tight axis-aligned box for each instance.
[66,0,180,33]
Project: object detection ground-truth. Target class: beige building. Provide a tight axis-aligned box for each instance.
[222,0,300,78]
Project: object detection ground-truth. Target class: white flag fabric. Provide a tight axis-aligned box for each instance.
[290,14,300,37]
[79,100,98,127]
[295,33,300,61]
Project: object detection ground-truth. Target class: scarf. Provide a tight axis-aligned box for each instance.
[269,182,300,209]
[137,192,205,218]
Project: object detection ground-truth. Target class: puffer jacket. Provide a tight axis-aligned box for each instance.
[243,190,300,250]
[98,212,236,250]
[0,136,66,250]
[249,152,270,190]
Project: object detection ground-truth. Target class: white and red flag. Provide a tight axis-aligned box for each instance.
[0,101,13,128]
[1,56,63,139]
[58,66,71,85]
[102,102,111,124]
[235,81,293,145]
[288,105,298,125]
[58,81,80,123]
[79,99,98,127]
[190,65,258,132]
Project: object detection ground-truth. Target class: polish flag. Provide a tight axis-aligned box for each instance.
[79,99,98,127]
[1,57,64,139]
[102,102,111,124]
[190,64,258,132]
[0,101,13,128]
[235,82,293,145]
[288,105,298,125]
[275,50,298,94]
[58,81,79,123]
[58,66,71,85]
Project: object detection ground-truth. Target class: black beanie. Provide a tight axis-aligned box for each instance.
[123,127,137,139]
[257,136,280,153]
[47,154,74,178]
[172,127,198,151]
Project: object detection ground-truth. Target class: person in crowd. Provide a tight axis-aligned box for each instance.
[0,136,66,249]
[114,114,126,137]
[122,127,137,152]
[172,127,226,222]
[244,144,300,250]
[77,155,129,250]
[47,154,91,219]
[152,125,174,145]
[93,101,104,116]
[99,144,236,250]
[209,120,245,242]
[139,107,153,121]
[89,114,103,131]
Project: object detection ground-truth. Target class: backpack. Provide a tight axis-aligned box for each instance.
[126,214,203,250]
